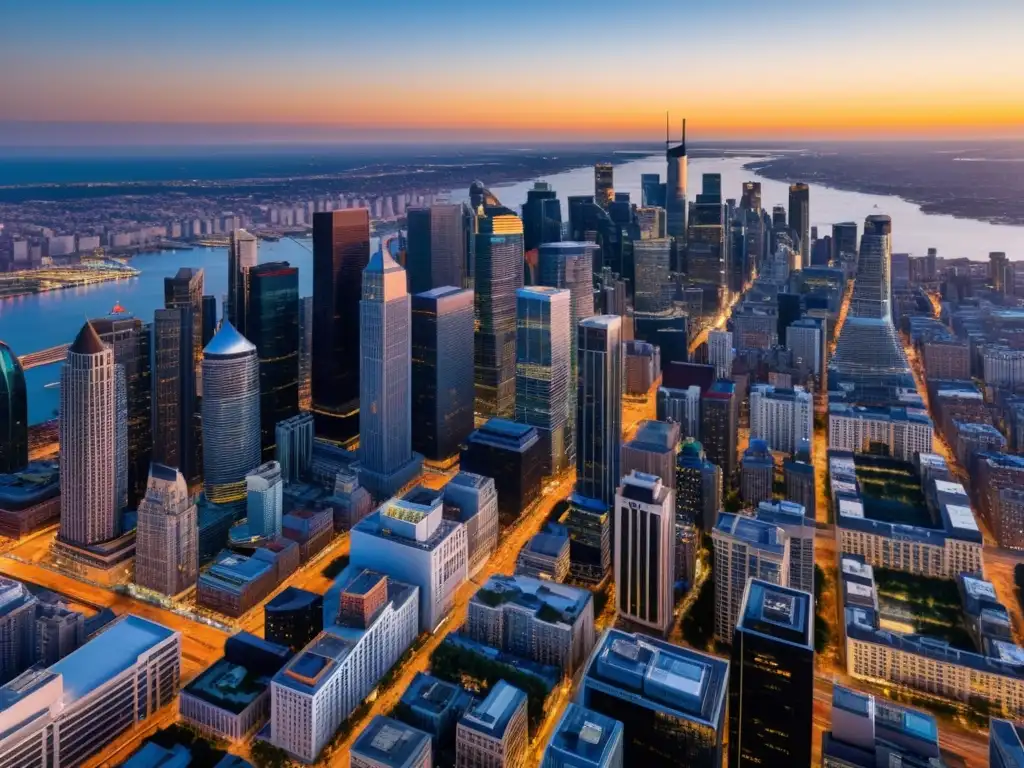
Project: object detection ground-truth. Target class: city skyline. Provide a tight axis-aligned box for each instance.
[1,1,1022,145]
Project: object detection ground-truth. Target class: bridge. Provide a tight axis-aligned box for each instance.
[19,344,71,370]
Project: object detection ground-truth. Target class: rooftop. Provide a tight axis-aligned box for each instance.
[400,672,470,716]
[990,718,1024,766]
[460,680,527,739]
[51,615,176,705]
[184,657,271,715]
[275,630,353,695]
[204,320,255,358]
[69,320,106,355]
[584,628,728,726]
[199,551,274,593]
[265,586,321,613]
[714,513,787,555]
[352,716,430,768]
[739,580,813,650]
[545,703,623,765]
[472,573,592,625]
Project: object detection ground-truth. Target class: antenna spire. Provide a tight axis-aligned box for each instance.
[682,118,687,153]
[665,112,670,152]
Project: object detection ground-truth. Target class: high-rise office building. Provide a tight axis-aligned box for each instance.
[359,250,423,498]
[576,316,623,508]
[152,307,197,482]
[739,439,774,508]
[164,266,205,374]
[227,229,258,336]
[728,222,749,293]
[523,182,563,253]
[264,587,323,652]
[783,445,816,521]
[657,385,701,440]
[729,579,814,768]
[516,287,573,475]
[788,183,810,269]
[754,500,816,601]
[411,287,475,463]
[298,295,313,410]
[201,321,261,506]
[675,439,722,530]
[461,419,543,525]
[246,261,300,461]
[831,214,910,385]
[0,577,37,683]
[749,384,813,455]
[666,118,688,240]
[134,463,198,597]
[614,471,675,635]
[776,292,801,346]
[200,294,217,348]
[831,221,858,268]
[244,460,284,540]
[641,173,666,209]
[0,341,28,473]
[406,204,467,294]
[474,207,524,419]
[787,318,822,375]
[712,514,789,643]
[34,600,85,666]
[707,330,733,380]
[771,205,787,231]
[542,703,624,768]
[579,628,727,767]
[687,174,727,299]
[991,251,1012,294]
[594,163,614,209]
[740,182,761,212]
[701,381,737,480]
[633,238,671,312]
[620,420,680,491]
[275,412,314,484]
[59,322,122,547]
[91,312,152,508]
[311,209,371,442]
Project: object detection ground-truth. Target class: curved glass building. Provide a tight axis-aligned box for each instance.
[0,341,28,473]
[201,321,261,505]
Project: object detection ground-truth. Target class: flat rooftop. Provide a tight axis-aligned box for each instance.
[739,580,813,650]
[51,615,176,705]
[274,630,353,695]
[546,703,623,765]
[460,680,527,739]
[352,716,430,767]
[184,658,270,714]
[473,573,592,625]
[714,513,787,554]
[400,672,468,716]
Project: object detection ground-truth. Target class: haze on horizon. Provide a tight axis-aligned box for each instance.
[1,0,1022,146]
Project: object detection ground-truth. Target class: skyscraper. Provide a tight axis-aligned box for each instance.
[359,250,423,498]
[729,579,814,768]
[788,183,810,269]
[749,384,814,455]
[614,471,675,635]
[831,221,858,271]
[0,341,28,473]
[740,181,761,212]
[707,330,733,379]
[311,209,371,443]
[58,322,123,546]
[576,316,623,508]
[641,173,666,208]
[406,204,467,294]
[134,463,198,597]
[92,311,152,509]
[411,286,475,463]
[701,381,737,480]
[152,307,197,482]
[665,118,688,239]
[201,321,261,506]
[516,287,573,475]
[200,294,217,348]
[633,238,671,312]
[227,229,258,336]
[830,214,911,387]
[474,207,523,419]
[594,163,614,209]
[687,174,727,301]
[246,261,300,461]
[522,183,563,253]
[163,267,205,374]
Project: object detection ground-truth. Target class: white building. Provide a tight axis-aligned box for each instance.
[270,571,419,763]
[442,472,499,578]
[982,346,1024,389]
[456,681,529,768]
[828,403,933,461]
[708,330,734,380]
[749,384,813,455]
[711,513,790,643]
[786,319,822,375]
[755,500,816,595]
[656,385,701,440]
[350,491,467,631]
[614,471,675,636]
[0,615,180,768]
[134,463,198,597]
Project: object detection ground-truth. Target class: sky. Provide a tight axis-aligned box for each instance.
[1,0,1023,144]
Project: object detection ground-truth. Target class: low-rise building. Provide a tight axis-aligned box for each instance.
[828,403,933,461]
[397,673,474,751]
[352,716,432,768]
[270,570,419,763]
[0,578,37,684]
[541,703,624,768]
[467,573,595,676]
[180,632,291,742]
[0,615,180,768]
[516,528,571,583]
[350,490,468,631]
[0,462,60,539]
[197,542,299,618]
[456,681,529,768]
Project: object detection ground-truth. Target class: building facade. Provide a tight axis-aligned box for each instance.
[749,384,813,455]
[134,464,197,597]
[576,316,623,508]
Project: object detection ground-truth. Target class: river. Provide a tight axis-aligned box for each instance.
[4,154,1023,424]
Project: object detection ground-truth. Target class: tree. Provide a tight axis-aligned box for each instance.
[251,740,292,768]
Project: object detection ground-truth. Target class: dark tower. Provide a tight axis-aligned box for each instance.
[311,209,370,443]
[0,341,28,473]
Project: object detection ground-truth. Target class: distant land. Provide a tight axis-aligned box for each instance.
[746,140,1024,228]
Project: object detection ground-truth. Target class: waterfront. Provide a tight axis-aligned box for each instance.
[4,153,1024,424]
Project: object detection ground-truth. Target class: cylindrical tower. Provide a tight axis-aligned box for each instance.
[59,322,119,546]
[0,341,28,473]
[201,321,260,505]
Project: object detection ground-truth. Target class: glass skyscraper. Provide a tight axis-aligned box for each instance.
[474,208,524,419]
[515,286,572,475]
[788,182,810,269]
[227,229,257,336]
[411,286,475,462]
[594,163,614,209]
[246,261,300,461]
[359,250,422,498]
[666,119,688,239]
[201,321,261,506]
[153,307,197,483]
[576,316,623,508]
[406,204,466,294]
[0,341,28,473]
[311,209,370,443]
[163,266,205,375]
[522,183,563,253]
[633,238,671,313]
